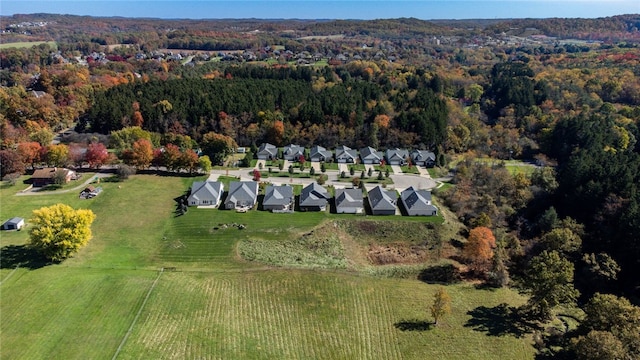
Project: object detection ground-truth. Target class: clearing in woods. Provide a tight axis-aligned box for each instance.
[0,174,535,359]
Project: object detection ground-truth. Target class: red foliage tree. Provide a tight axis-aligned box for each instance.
[162,143,182,172]
[0,150,25,177]
[180,149,199,174]
[253,168,261,182]
[85,142,109,168]
[151,148,164,169]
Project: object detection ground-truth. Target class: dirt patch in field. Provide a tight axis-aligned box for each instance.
[367,243,432,265]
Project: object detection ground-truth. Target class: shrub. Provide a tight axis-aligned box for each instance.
[117,164,136,179]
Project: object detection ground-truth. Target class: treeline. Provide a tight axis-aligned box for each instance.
[80,73,448,149]
[485,14,640,41]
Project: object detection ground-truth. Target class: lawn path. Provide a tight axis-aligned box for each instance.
[112,268,164,360]
[0,266,19,286]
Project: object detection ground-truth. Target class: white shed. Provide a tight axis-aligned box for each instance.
[1,217,25,231]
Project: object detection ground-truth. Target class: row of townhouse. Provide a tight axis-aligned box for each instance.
[188,181,437,216]
[257,143,436,167]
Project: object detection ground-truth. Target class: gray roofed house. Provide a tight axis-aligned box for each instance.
[225,181,259,210]
[1,217,25,231]
[359,146,383,164]
[411,150,436,167]
[335,145,358,163]
[263,185,294,212]
[309,146,333,162]
[282,144,305,161]
[335,188,364,214]
[257,143,278,160]
[368,185,398,215]
[299,182,330,211]
[385,148,409,165]
[400,186,437,216]
[188,181,223,207]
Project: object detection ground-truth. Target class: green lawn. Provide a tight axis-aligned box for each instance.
[0,41,57,50]
[1,174,536,360]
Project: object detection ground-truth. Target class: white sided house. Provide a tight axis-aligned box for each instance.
[335,188,364,214]
[262,185,294,212]
[225,181,259,211]
[188,181,223,207]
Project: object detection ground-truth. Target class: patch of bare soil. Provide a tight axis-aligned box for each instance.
[367,243,432,265]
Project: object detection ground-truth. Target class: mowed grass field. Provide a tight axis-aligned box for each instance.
[0,174,535,359]
[0,41,57,50]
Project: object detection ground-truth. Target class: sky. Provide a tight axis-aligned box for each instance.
[1,0,638,20]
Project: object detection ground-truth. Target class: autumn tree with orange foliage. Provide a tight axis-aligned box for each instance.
[180,149,199,174]
[16,142,42,169]
[463,226,496,274]
[374,114,390,129]
[127,138,154,169]
[268,120,285,146]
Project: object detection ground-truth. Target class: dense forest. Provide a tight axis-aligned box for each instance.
[82,70,447,150]
[1,13,640,359]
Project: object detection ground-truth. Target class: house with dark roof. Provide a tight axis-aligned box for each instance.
[299,182,330,211]
[282,144,305,161]
[257,143,278,160]
[225,181,259,210]
[411,150,436,167]
[309,146,333,162]
[262,185,294,212]
[400,186,438,216]
[1,217,25,231]
[188,181,223,207]
[359,146,383,164]
[335,146,358,164]
[368,186,398,215]
[335,188,364,214]
[30,167,76,187]
[385,148,409,166]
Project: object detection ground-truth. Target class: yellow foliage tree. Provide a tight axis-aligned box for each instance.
[29,204,96,262]
[430,287,451,326]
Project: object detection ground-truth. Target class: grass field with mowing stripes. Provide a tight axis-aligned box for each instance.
[117,271,533,360]
[0,267,157,360]
[1,174,536,359]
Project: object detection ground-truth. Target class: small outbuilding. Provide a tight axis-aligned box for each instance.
[2,217,25,231]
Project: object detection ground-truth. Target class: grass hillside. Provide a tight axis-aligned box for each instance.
[0,174,535,359]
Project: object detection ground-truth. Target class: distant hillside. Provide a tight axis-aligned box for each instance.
[297,18,451,38]
[2,13,639,43]
[484,14,640,42]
